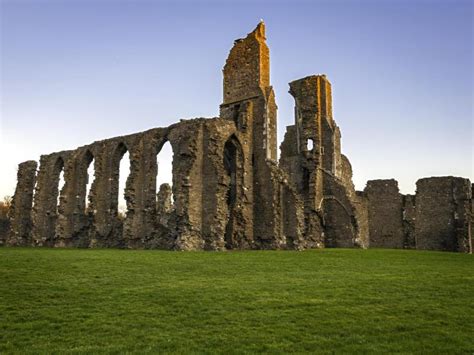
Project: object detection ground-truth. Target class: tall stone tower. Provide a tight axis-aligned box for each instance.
[280,75,357,247]
[220,21,277,162]
[220,22,283,247]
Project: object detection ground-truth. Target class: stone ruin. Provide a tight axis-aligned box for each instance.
[3,22,473,253]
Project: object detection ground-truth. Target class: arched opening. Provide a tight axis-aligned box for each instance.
[307,138,314,152]
[115,143,129,220]
[83,150,95,213]
[118,152,130,219]
[156,141,174,229]
[55,158,65,213]
[156,141,174,203]
[321,196,356,248]
[223,135,243,249]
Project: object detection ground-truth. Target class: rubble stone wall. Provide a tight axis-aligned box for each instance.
[360,177,472,253]
[353,191,369,248]
[365,179,405,249]
[7,161,37,246]
[415,177,472,252]
[5,22,471,253]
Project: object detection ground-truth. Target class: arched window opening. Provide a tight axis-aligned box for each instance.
[223,136,243,249]
[156,141,174,204]
[307,138,314,152]
[117,147,130,220]
[224,141,237,208]
[84,151,95,212]
[55,158,65,213]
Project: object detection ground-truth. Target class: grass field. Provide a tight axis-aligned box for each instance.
[0,248,472,353]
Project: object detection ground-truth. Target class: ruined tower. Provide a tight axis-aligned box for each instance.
[280,75,360,248]
[220,22,285,248]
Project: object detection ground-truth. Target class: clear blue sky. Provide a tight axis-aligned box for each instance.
[1,0,472,198]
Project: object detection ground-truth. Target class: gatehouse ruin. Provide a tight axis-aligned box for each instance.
[3,22,473,253]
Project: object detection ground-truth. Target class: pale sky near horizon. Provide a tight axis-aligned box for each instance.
[1,0,473,203]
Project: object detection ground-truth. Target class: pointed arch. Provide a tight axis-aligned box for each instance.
[156,139,174,203]
[82,149,95,212]
[112,142,130,218]
[54,156,65,213]
[223,134,244,249]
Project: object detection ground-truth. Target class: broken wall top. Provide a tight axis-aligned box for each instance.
[222,21,270,104]
[289,75,333,121]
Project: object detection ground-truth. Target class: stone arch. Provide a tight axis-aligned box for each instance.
[55,148,96,247]
[166,122,206,250]
[112,142,130,218]
[32,154,67,246]
[320,193,357,248]
[54,156,65,213]
[151,137,176,248]
[82,149,95,213]
[223,134,244,249]
[155,138,175,201]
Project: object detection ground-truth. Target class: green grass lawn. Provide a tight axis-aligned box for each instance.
[0,248,472,353]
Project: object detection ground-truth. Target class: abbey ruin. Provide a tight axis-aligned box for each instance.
[3,23,473,253]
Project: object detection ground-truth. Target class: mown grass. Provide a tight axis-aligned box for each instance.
[0,248,472,353]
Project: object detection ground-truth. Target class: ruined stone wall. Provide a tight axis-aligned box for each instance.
[200,118,255,250]
[361,177,472,253]
[167,120,206,250]
[221,22,283,248]
[340,155,355,199]
[285,76,326,246]
[281,181,305,249]
[6,118,219,250]
[7,161,37,246]
[415,177,472,253]
[321,173,358,248]
[32,152,71,246]
[6,22,471,253]
[155,183,174,248]
[283,75,358,249]
[353,191,369,248]
[364,180,405,249]
[223,21,269,105]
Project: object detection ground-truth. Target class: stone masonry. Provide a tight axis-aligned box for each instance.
[5,22,472,253]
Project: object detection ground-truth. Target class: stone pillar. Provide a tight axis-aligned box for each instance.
[123,134,160,249]
[90,141,128,248]
[168,121,205,250]
[55,149,94,248]
[201,120,238,250]
[7,161,37,246]
[31,154,66,246]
